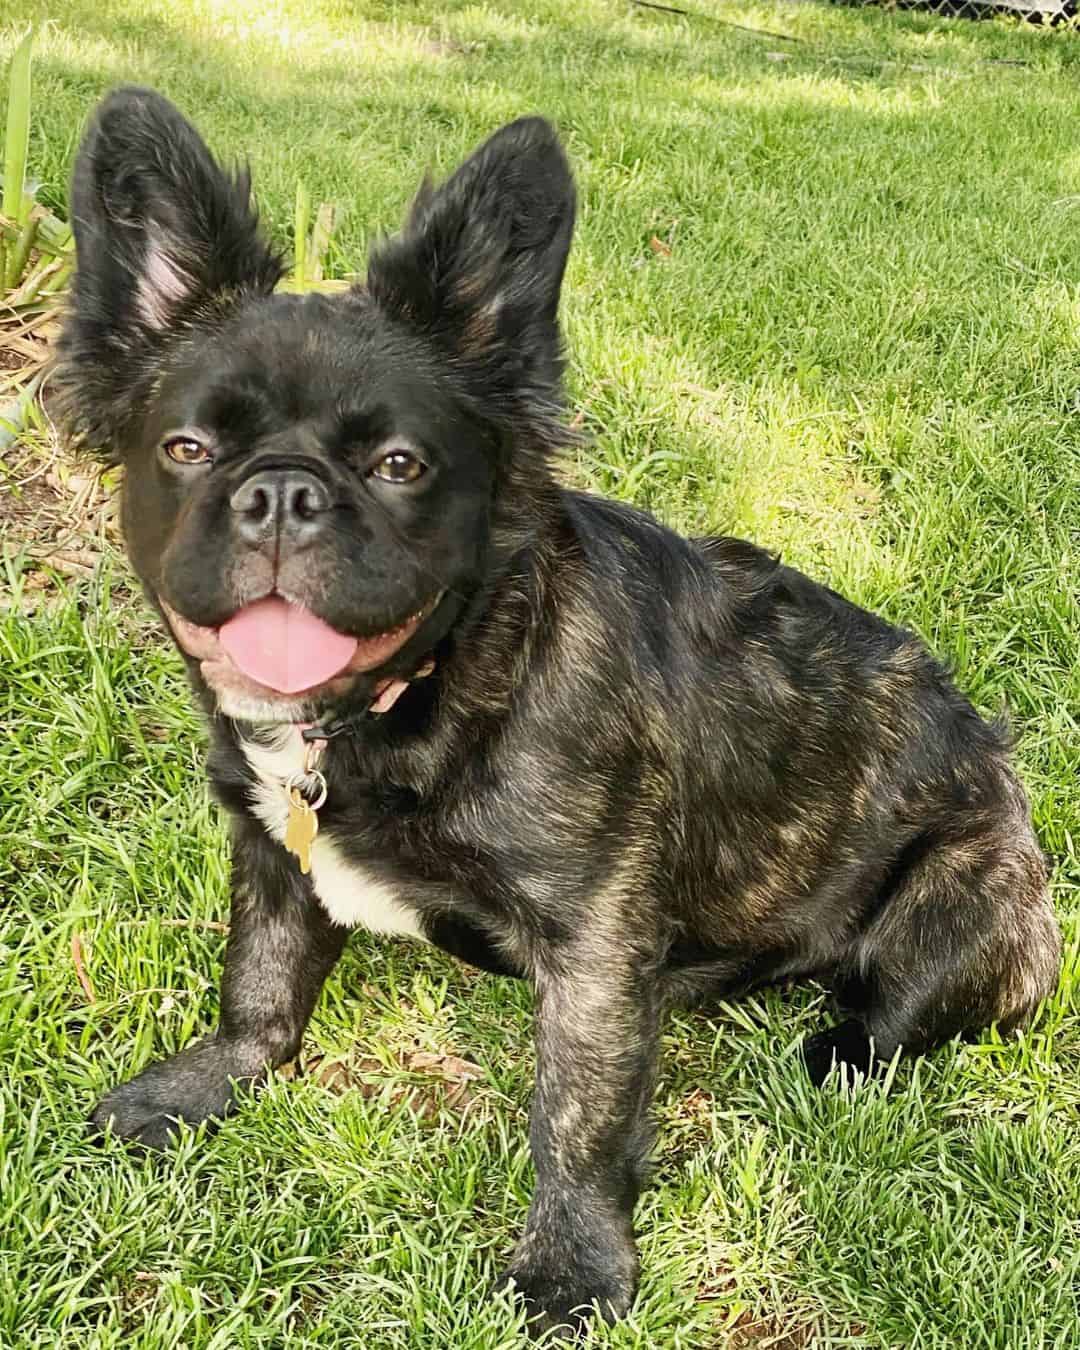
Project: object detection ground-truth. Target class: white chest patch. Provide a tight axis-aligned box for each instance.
[239,728,427,940]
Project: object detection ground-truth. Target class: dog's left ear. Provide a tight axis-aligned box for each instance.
[368,118,575,426]
[58,87,282,452]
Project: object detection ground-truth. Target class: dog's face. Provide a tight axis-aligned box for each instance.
[123,296,495,721]
[59,89,575,721]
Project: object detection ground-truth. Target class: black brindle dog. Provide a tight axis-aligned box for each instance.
[57,89,1061,1336]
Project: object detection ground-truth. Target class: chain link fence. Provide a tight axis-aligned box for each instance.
[635,0,1075,29]
[831,0,1072,23]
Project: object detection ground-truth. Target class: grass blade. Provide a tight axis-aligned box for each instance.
[2,26,34,289]
[292,179,310,289]
[0,366,44,452]
[308,201,338,283]
[4,211,37,292]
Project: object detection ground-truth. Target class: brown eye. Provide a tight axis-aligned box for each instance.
[370,449,427,484]
[162,435,211,466]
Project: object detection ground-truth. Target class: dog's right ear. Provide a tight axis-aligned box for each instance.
[57,87,282,453]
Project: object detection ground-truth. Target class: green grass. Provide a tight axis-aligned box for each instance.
[2,0,1079,1345]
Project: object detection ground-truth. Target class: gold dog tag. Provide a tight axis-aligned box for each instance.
[284,787,318,874]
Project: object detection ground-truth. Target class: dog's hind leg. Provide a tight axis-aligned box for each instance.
[802,804,1061,1086]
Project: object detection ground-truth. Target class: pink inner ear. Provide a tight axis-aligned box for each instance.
[135,238,194,329]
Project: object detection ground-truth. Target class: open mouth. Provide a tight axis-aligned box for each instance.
[160,593,440,701]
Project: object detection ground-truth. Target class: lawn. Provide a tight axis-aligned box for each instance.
[1,0,1078,1346]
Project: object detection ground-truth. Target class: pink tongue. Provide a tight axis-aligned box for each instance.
[218,597,358,694]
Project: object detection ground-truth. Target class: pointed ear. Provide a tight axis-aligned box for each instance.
[59,87,282,449]
[367,117,576,429]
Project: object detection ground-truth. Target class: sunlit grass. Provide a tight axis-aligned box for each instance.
[1,1,1078,1346]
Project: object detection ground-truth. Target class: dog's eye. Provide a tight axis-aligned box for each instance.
[162,436,211,466]
[370,450,427,484]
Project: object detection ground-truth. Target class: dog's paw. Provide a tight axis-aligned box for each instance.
[801,1018,875,1088]
[90,1083,189,1151]
[89,1038,251,1150]
[497,1235,637,1340]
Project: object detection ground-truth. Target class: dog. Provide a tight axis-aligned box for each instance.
[56,87,1061,1337]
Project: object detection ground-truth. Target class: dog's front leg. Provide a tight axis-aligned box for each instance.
[91,817,347,1149]
[502,948,661,1337]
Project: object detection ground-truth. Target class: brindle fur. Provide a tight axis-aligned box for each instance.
[56,89,1061,1338]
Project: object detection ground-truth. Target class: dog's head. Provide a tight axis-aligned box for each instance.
[57,88,575,722]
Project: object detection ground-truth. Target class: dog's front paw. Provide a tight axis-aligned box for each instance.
[498,1232,638,1340]
[90,1037,255,1150]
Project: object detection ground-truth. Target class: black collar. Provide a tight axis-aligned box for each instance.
[300,654,437,743]
[300,706,374,742]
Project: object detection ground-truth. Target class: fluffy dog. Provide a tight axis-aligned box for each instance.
[56,88,1061,1336]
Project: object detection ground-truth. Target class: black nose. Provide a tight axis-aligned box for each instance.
[229,468,331,546]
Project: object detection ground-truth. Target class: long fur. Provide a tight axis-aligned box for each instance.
[58,89,1062,1339]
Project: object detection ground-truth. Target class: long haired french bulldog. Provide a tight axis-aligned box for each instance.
[56,88,1061,1337]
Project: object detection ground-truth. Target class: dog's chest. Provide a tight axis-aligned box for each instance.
[239,730,426,940]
